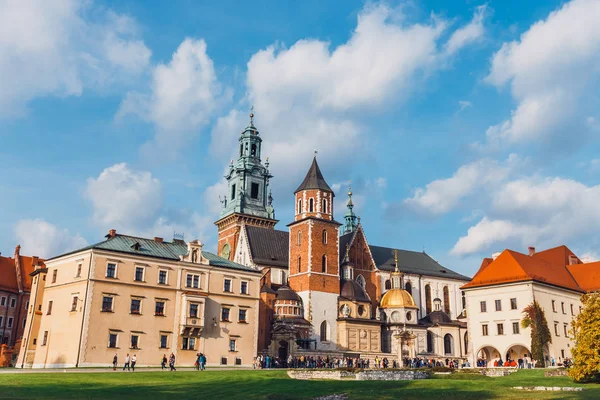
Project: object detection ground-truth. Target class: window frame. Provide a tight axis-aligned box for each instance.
[130,334,140,350]
[7,317,13,328]
[134,266,145,282]
[76,263,82,278]
[9,298,16,308]
[510,298,517,310]
[554,322,560,336]
[221,307,231,322]
[70,296,78,312]
[482,324,488,336]
[155,301,166,316]
[47,300,53,315]
[309,198,314,212]
[495,299,502,311]
[240,281,248,295]
[182,336,196,350]
[238,309,247,323]
[106,262,118,279]
[186,273,200,289]
[130,298,142,315]
[480,301,487,313]
[189,303,199,318]
[552,300,557,312]
[42,331,48,346]
[223,278,232,293]
[159,334,169,349]
[229,338,237,352]
[0,297,6,306]
[51,269,57,283]
[512,321,520,334]
[322,229,327,244]
[496,323,504,335]
[158,269,168,285]
[250,182,260,199]
[108,332,118,348]
[101,296,114,312]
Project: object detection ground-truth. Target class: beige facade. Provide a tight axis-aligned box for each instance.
[17,235,260,368]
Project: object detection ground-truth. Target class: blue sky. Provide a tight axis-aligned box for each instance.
[2,0,600,276]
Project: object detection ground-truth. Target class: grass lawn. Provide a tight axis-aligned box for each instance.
[0,369,597,399]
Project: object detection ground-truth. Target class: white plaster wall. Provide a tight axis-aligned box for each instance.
[297,290,338,351]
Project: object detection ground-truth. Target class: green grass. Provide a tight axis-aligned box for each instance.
[0,369,598,399]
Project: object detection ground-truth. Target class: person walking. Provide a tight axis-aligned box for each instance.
[169,352,176,371]
[161,354,167,370]
[123,353,130,371]
[200,353,206,371]
[112,354,118,371]
[131,354,137,371]
[195,353,201,371]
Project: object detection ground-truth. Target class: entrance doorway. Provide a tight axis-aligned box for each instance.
[278,341,288,362]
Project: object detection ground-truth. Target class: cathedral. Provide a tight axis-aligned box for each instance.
[215,111,471,363]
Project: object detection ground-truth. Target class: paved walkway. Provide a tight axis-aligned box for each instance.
[0,367,256,374]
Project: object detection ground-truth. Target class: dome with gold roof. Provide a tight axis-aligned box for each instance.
[380,288,418,309]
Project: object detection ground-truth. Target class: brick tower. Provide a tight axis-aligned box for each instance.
[215,110,277,260]
[288,156,341,350]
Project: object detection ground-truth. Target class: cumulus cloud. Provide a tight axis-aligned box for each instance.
[0,0,150,117]
[482,0,600,147]
[444,4,487,56]
[14,219,87,259]
[118,38,231,157]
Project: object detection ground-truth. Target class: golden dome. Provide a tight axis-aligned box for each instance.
[380,289,418,309]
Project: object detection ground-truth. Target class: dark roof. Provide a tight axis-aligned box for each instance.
[419,311,465,327]
[340,280,370,302]
[339,232,355,264]
[48,234,258,273]
[245,226,289,267]
[275,286,302,301]
[369,245,470,281]
[294,157,333,194]
[260,284,276,294]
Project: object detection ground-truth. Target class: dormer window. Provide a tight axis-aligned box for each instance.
[131,242,141,251]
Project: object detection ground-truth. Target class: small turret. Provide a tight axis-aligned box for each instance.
[343,184,358,234]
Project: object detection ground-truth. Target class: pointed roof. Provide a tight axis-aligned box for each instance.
[567,262,600,292]
[294,157,333,194]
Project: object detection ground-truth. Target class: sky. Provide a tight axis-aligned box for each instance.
[2,0,600,276]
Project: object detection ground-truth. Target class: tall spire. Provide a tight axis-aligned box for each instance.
[391,250,403,289]
[343,184,358,234]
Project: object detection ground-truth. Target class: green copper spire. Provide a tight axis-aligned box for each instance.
[343,184,358,234]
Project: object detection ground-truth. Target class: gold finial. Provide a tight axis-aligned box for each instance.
[394,250,399,273]
[348,181,352,196]
[249,106,254,123]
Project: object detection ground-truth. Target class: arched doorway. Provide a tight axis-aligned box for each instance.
[505,344,530,361]
[278,341,289,362]
[444,334,454,355]
[477,346,501,366]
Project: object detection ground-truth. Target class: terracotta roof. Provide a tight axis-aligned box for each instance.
[462,247,583,293]
[567,262,600,292]
[0,253,44,293]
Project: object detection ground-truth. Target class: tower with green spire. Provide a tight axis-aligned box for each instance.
[343,184,358,234]
[215,109,277,260]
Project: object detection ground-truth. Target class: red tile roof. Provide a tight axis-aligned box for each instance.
[567,262,600,292]
[461,246,586,293]
[0,251,44,293]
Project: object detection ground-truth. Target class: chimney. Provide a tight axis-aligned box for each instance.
[528,246,535,256]
[108,229,117,238]
[14,244,21,258]
[568,254,579,265]
[14,245,24,292]
[32,256,39,266]
[154,237,163,243]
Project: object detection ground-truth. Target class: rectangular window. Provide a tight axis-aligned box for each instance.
[106,263,117,278]
[570,304,574,316]
[221,307,230,322]
[510,298,517,310]
[512,322,520,334]
[239,309,247,323]
[240,281,248,295]
[158,270,168,285]
[561,349,565,359]
[134,267,144,282]
[130,299,141,314]
[160,334,168,349]
[131,335,139,349]
[155,301,165,316]
[189,303,198,318]
[7,317,13,328]
[182,337,196,350]
[108,333,117,348]
[186,274,199,288]
[10,298,16,308]
[221,357,228,365]
[229,339,237,352]
[552,300,557,312]
[42,331,48,346]
[102,296,113,312]
[0,297,6,306]
[52,269,57,283]
[495,299,502,311]
[554,322,559,336]
[231,184,236,200]
[561,302,566,314]
[235,357,242,366]
[250,182,259,199]
[0,316,3,327]
[480,301,487,313]
[497,323,504,335]
[76,264,82,278]
[224,279,232,293]
[47,300,53,315]
[22,318,27,328]
[71,296,78,312]
[564,324,569,337]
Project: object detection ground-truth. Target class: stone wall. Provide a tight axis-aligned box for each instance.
[287,369,429,381]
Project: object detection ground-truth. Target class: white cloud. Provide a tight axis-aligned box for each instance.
[451,177,600,256]
[444,4,487,56]
[457,100,472,113]
[118,38,230,157]
[403,155,519,215]
[0,0,150,117]
[483,0,600,146]
[14,219,87,259]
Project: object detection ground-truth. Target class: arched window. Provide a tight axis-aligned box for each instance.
[322,198,327,213]
[426,331,434,353]
[321,255,327,273]
[425,284,432,314]
[309,198,314,212]
[385,280,391,290]
[297,199,302,214]
[405,281,412,295]
[322,230,327,244]
[251,144,257,156]
[297,231,301,245]
[298,256,302,273]
[444,334,454,355]
[356,274,365,289]
[320,321,329,342]
[443,286,450,315]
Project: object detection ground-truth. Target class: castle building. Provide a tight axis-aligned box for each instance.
[463,246,600,367]
[16,232,261,368]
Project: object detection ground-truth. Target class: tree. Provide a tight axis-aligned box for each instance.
[521,301,551,368]
[569,292,600,382]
